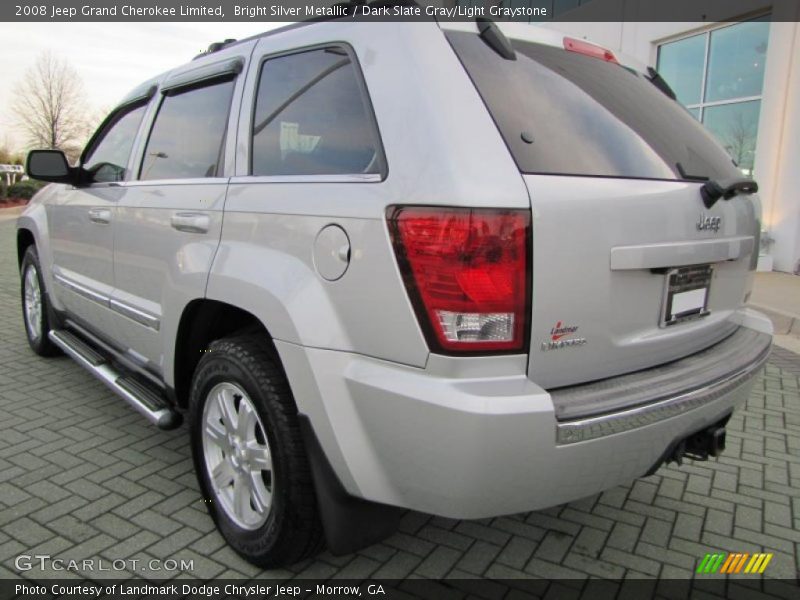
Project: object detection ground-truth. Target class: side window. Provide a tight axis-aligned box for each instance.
[140,80,234,181]
[83,104,148,183]
[251,47,382,176]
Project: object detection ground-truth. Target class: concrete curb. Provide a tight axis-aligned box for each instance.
[749,302,800,322]
[749,304,800,336]
[0,205,25,222]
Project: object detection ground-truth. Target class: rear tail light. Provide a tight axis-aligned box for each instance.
[563,37,619,63]
[388,206,530,353]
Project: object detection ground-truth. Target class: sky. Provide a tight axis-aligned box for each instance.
[0,22,287,152]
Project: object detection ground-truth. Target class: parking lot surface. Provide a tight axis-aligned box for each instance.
[0,220,798,585]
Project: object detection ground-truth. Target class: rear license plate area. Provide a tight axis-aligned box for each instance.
[660,265,712,327]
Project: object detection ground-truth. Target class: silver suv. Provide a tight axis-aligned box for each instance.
[17,20,772,567]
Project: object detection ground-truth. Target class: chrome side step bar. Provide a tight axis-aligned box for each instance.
[49,329,182,430]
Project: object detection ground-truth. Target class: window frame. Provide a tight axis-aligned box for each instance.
[656,16,769,175]
[79,90,154,186]
[136,74,238,183]
[248,42,388,181]
[656,16,769,120]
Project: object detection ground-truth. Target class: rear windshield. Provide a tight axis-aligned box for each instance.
[446,31,741,182]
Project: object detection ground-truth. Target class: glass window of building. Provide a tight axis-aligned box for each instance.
[657,18,770,176]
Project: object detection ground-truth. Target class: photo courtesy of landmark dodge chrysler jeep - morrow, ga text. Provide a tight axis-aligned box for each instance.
[17,16,772,567]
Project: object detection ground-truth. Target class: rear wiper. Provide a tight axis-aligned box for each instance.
[700,178,758,209]
[676,163,758,208]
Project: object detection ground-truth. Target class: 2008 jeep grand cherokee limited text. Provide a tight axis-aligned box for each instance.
[17,19,772,567]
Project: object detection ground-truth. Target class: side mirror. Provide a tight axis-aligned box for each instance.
[26,150,75,184]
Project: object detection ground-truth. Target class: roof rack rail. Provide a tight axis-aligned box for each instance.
[189,0,426,60]
[193,38,238,60]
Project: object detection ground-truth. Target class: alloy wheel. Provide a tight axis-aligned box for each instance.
[201,382,274,530]
[23,265,42,341]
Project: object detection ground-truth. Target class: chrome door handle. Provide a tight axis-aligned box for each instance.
[170,212,210,234]
[88,208,111,224]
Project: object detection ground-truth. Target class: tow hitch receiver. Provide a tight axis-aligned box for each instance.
[686,425,726,460]
[670,424,727,465]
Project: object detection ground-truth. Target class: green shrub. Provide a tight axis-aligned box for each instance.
[8,180,47,200]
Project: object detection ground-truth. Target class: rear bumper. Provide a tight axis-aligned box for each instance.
[277,312,771,519]
[553,326,771,444]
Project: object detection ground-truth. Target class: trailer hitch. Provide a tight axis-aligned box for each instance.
[671,424,727,465]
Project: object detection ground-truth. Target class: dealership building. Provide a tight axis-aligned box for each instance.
[454,0,800,273]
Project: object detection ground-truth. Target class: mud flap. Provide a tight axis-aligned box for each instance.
[298,414,402,555]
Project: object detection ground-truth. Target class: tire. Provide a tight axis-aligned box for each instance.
[189,335,324,567]
[20,246,61,357]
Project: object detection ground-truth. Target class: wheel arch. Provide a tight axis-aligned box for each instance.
[17,228,36,267]
[175,298,402,555]
[173,299,280,409]
[16,205,63,314]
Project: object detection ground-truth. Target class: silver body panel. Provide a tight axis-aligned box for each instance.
[17,21,772,518]
[45,184,120,335]
[523,175,760,389]
[275,309,770,518]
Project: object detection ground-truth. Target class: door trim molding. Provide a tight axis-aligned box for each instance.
[53,269,160,332]
[53,272,109,305]
[109,298,161,331]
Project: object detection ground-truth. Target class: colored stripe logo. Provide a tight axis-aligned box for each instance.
[697,552,773,574]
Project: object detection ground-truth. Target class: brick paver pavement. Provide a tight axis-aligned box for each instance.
[0,220,798,584]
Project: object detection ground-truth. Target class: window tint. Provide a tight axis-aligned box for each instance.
[251,48,381,176]
[446,31,741,181]
[83,105,147,183]
[140,80,234,181]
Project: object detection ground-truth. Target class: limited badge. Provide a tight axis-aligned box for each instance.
[541,321,587,351]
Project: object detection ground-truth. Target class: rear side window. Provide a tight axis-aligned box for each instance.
[446,31,741,182]
[83,104,147,183]
[140,80,234,181]
[251,47,383,177]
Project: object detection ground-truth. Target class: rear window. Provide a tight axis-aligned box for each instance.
[446,31,741,182]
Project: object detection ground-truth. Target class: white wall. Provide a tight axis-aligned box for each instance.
[765,21,800,273]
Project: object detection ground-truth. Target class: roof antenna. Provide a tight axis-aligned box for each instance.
[476,17,516,60]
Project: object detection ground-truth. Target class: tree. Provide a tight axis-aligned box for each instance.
[0,134,24,165]
[0,146,22,165]
[720,110,757,176]
[11,51,91,163]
